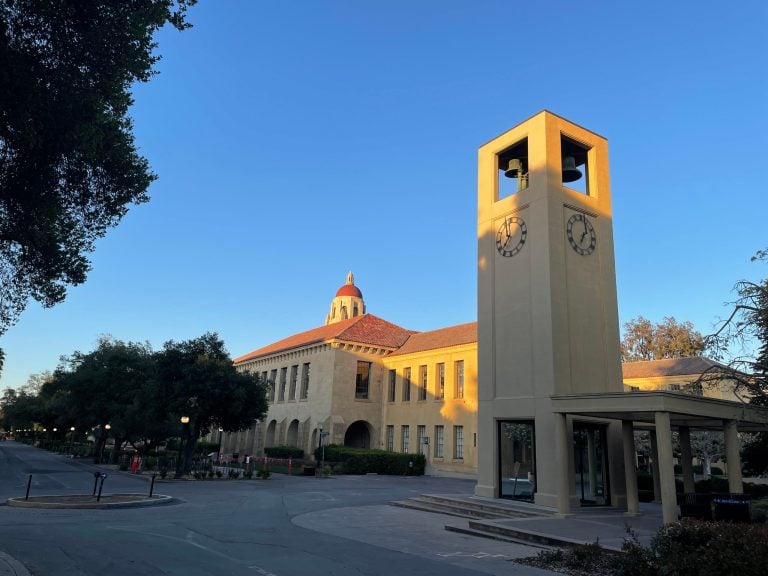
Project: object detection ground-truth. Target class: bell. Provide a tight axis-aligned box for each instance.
[562,156,582,182]
[504,158,523,179]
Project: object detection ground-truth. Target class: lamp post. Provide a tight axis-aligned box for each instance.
[318,426,329,470]
[68,426,76,455]
[175,416,190,478]
[217,427,224,464]
[99,424,111,463]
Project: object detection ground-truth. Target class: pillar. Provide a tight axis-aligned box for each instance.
[678,426,695,493]
[622,420,639,515]
[724,420,743,493]
[649,431,661,502]
[587,433,597,498]
[655,411,678,525]
[555,413,571,516]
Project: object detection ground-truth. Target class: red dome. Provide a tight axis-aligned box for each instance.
[336,284,363,298]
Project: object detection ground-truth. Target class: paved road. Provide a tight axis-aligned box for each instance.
[0,441,554,575]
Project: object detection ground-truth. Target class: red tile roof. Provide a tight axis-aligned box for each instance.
[622,357,725,379]
[389,321,478,356]
[233,314,414,363]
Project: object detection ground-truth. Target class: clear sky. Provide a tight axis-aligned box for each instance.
[2,1,767,391]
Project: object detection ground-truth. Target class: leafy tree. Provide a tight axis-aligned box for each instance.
[0,0,196,342]
[621,316,705,362]
[155,333,268,476]
[703,249,768,474]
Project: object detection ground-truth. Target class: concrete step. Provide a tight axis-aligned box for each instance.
[391,494,546,520]
[390,498,510,520]
[444,524,554,549]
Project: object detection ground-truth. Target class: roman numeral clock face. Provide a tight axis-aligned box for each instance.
[496,216,527,257]
[566,213,597,255]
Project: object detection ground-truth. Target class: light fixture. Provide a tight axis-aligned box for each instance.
[180,416,190,424]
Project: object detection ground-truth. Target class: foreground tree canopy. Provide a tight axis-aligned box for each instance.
[620,316,706,362]
[0,0,195,335]
[0,332,267,469]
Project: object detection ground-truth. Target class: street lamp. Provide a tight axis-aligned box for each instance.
[318,425,329,470]
[217,427,224,464]
[175,416,190,478]
[99,424,111,463]
[69,426,76,455]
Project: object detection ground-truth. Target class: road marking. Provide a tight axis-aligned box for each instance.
[436,551,510,559]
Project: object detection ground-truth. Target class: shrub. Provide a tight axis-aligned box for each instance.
[257,468,271,479]
[207,469,214,479]
[264,446,304,459]
[215,470,222,478]
[227,468,241,479]
[313,445,425,475]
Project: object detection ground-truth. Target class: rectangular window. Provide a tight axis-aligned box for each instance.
[300,363,310,399]
[402,367,411,402]
[268,369,277,402]
[355,361,371,399]
[289,365,298,400]
[418,365,428,401]
[278,367,287,401]
[436,363,445,399]
[434,425,444,458]
[453,425,464,459]
[386,425,394,451]
[387,369,396,402]
[417,425,426,454]
[454,360,464,399]
[401,425,410,453]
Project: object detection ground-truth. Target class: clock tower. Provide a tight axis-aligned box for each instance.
[475,111,625,508]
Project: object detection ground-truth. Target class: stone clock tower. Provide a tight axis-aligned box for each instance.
[475,111,625,508]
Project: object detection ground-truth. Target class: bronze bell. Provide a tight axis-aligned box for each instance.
[562,156,582,182]
[504,158,523,179]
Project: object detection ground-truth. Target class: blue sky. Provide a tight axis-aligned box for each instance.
[2,1,767,390]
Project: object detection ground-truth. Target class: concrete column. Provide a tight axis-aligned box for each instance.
[654,411,678,525]
[649,431,661,502]
[678,426,695,493]
[724,420,743,493]
[622,420,639,515]
[555,413,571,516]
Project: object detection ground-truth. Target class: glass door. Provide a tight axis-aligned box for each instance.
[573,423,609,506]
[498,421,535,501]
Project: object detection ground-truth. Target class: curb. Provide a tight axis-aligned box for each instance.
[0,550,32,576]
[7,493,175,510]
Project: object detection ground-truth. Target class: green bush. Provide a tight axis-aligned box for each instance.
[314,445,425,475]
[264,446,304,459]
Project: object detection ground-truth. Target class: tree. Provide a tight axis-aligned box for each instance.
[621,316,705,362]
[702,249,768,474]
[0,0,196,339]
[155,333,268,476]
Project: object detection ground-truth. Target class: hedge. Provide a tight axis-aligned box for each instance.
[314,444,425,475]
[264,446,304,459]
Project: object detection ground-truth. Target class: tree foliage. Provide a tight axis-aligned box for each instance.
[621,316,705,362]
[0,0,195,336]
[0,332,268,472]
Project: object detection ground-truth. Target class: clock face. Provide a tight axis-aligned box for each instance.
[566,213,596,255]
[496,216,527,257]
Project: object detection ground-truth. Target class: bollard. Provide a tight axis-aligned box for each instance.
[25,474,32,500]
[96,473,107,502]
[92,471,100,496]
[288,457,292,476]
[149,473,156,498]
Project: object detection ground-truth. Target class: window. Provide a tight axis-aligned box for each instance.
[402,367,411,401]
[386,425,394,451]
[355,361,371,399]
[268,369,277,402]
[418,365,427,401]
[387,369,396,402]
[353,303,359,316]
[300,363,310,399]
[401,425,410,453]
[417,425,426,454]
[434,425,444,458]
[278,367,287,401]
[436,363,445,399]
[453,425,464,459]
[454,360,464,399]
[289,365,298,400]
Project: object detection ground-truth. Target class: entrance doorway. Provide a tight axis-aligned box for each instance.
[573,423,609,505]
[498,421,535,501]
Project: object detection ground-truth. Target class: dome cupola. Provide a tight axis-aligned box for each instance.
[326,272,366,325]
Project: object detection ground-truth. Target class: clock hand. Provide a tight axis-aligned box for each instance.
[580,221,588,243]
